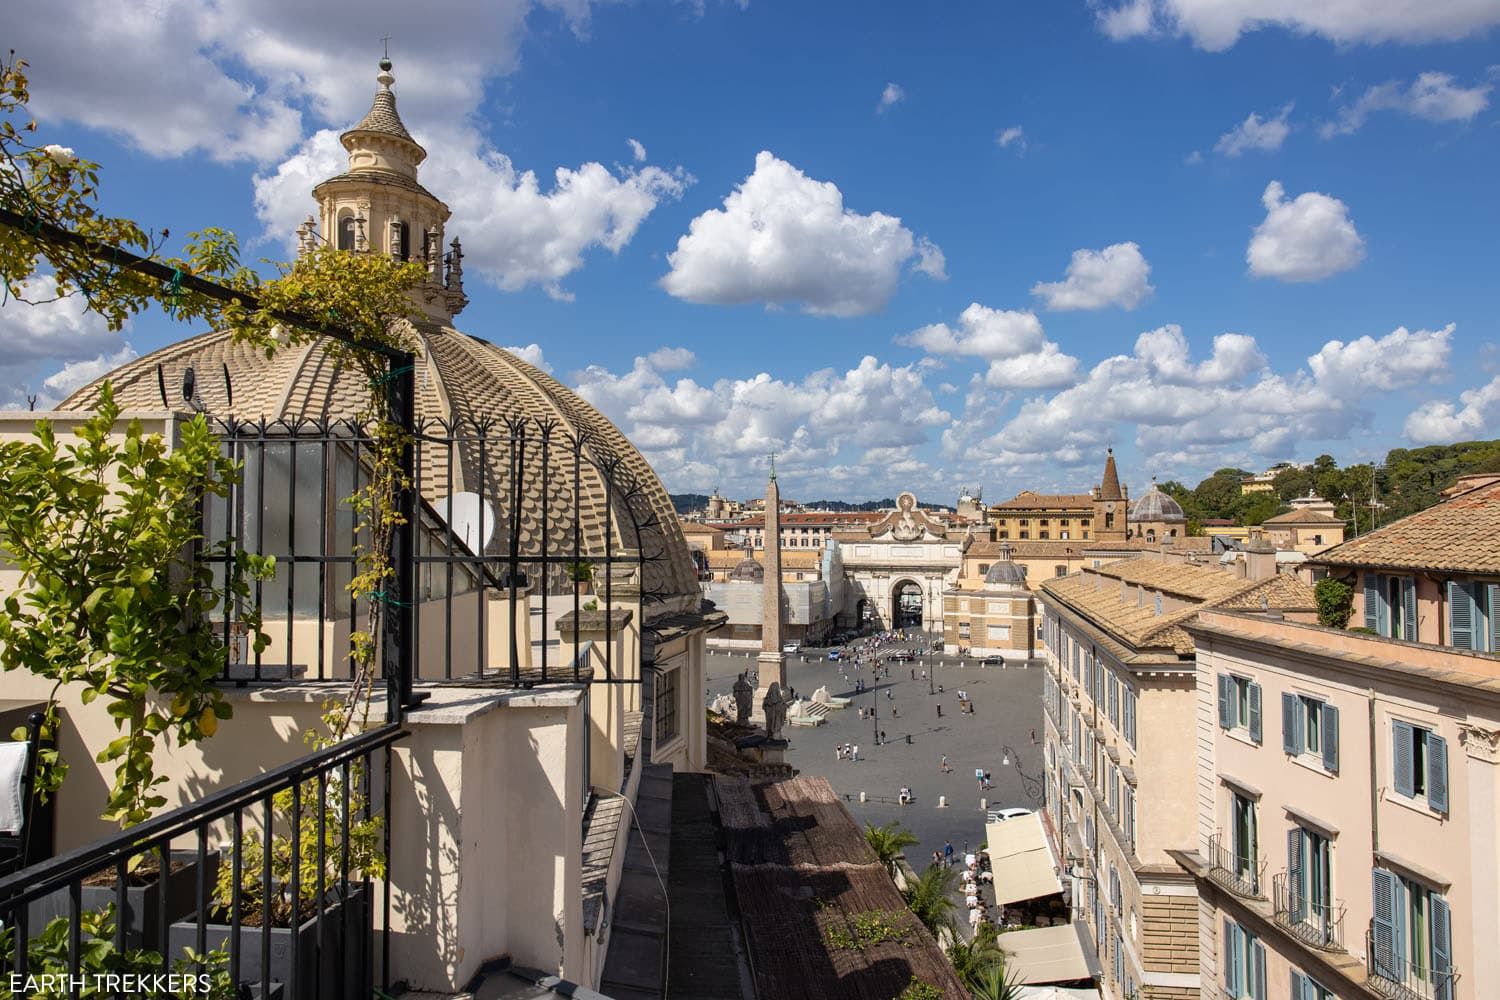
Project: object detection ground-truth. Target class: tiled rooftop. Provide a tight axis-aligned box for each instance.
[1314,479,1500,574]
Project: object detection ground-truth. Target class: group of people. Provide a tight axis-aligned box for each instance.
[835,742,860,762]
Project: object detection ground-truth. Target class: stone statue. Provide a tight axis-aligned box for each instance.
[763,681,789,741]
[733,671,753,726]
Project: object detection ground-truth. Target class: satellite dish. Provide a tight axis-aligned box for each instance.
[434,492,495,554]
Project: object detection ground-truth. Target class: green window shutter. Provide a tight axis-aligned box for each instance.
[1248,682,1263,744]
[1290,970,1309,1000]
[1321,704,1339,773]
[1364,574,1380,631]
[1448,580,1476,650]
[1392,720,1415,798]
[1250,937,1267,1000]
[1428,732,1449,813]
[1432,894,1453,1000]
[1218,673,1234,729]
[1371,867,1399,979]
[1287,828,1305,922]
[1402,577,1417,640]
[1282,692,1299,754]
[1223,918,1241,994]
[1489,583,1500,653]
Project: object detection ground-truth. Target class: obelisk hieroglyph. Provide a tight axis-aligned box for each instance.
[755,456,786,721]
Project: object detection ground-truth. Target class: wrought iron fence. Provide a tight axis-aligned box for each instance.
[0,724,404,1000]
[202,415,670,694]
[1366,926,1459,1000]
[1271,871,1345,951]
[1206,831,1263,898]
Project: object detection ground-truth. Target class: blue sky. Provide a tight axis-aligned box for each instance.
[5,0,1499,503]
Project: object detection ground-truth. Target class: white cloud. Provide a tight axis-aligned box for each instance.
[504,343,553,373]
[961,323,1452,476]
[627,138,647,162]
[996,126,1027,152]
[983,343,1081,389]
[1404,375,1500,443]
[1214,104,1294,156]
[1031,242,1154,311]
[913,238,949,281]
[1088,0,1500,51]
[1322,72,1492,137]
[0,276,129,362]
[878,83,906,113]
[660,151,943,317]
[40,347,141,404]
[573,352,950,495]
[898,303,1079,390]
[1247,181,1365,283]
[646,346,697,371]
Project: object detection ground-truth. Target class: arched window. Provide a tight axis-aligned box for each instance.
[338,216,356,251]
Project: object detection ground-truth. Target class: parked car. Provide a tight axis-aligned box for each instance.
[980,655,1005,667]
[887,652,915,663]
[986,807,1033,823]
[782,641,801,654]
[827,649,842,661]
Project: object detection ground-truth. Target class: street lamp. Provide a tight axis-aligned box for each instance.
[1001,744,1044,806]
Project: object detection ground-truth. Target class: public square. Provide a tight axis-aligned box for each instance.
[706,634,1045,887]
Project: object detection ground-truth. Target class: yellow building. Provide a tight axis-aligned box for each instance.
[989,450,1132,544]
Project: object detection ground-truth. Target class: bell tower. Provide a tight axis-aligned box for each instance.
[302,58,468,323]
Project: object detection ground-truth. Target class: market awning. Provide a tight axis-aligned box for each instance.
[997,923,1104,985]
[985,813,1062,906]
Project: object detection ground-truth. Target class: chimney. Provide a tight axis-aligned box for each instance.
[1245,528,1277,581]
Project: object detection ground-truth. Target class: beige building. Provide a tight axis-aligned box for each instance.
[1037,556,1316,1000]
[1173,609,1499,1000]
[737,510,885,550]
[990,450,1131,544]
[833,493,966,632]
[1260,509,1346,556]
[940,541,1037,658]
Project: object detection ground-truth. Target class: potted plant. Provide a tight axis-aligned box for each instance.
[568,560,594,596]
[168,756,383,1000]
[29,849,221,953]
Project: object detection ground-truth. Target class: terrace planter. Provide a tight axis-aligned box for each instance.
[29,851,219,952]
[167,882,369,1000]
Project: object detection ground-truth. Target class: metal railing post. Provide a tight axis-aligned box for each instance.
[385,353,420,719]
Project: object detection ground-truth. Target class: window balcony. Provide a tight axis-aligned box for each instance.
[1366,926,1459,1000]
[1206,831,1264,898]
[1272,871,1345,952]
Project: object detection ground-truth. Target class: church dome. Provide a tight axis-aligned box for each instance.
[983,541,1027,587]
[727,552,765,583]
[56,323,701,607]
[1130,482,1187,524]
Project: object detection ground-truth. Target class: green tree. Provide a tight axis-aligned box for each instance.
[865,820,920,877]
[948,923,1003,986]
[1315,578,1355,630]
[1192,468,1251,520]
[904,862,959,936]
[966,955,1023,1000]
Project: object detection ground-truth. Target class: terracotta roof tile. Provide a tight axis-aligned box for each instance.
[1313,480,1500,575]
[1262,509,1344,526]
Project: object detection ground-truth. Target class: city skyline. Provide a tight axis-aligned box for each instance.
[3,1,1498,501]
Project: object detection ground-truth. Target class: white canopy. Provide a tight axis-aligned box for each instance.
[985,813,1062,906]
[998,923,1103,985]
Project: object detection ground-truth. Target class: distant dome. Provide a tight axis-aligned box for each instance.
[1130,482,1187,524]
[728,553,765,583]
[983,541,1028,587]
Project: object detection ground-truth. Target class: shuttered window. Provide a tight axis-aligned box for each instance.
[1282,693,1339,772]
[1447,579,1498,652]
[1372,867,1454,1000]
[1217,673,1263,744]
[1223,920,1266,999]
[1392,720,1449,813]
[1366,572,1419,640]
[1122,686,1137,748]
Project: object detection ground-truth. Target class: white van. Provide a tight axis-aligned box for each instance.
[782,641,801,654]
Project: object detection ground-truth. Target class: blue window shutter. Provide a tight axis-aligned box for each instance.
[1218,673,1234,729]
[1428,732,1449,813]
[1223,918,1240,993]
[1290,970,1308,1000]
[1432,894,1453,1000]
[1392,721,1415,798]
[1251,937,1267,1000]
[1282,692,1298,754]
[1248,682,1263,744]
[1402,577,1417,640]
[1449,581,1476,650]
[1287,828,1305,922]
[1364,574,1380,631]
[1371,867,1398,979]
[1322,704,1339,773]
[1124,688,1136,746]
[1489,583,1500,653]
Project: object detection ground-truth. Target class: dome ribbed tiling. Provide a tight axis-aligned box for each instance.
[1129,483,1187,524]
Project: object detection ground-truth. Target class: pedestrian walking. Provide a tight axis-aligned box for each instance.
[940,754,950,773]
[887,688,894,700]
[911,668,915,680]
[880,730,887,745]
[852,744,860,762]
[892,707,899,718]
[975,768,985,789]
[937,704,943,718]
[943,841,954,867]
[1030,728,1037,744]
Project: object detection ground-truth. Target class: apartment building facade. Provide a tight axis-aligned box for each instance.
[1038,557,1317,1000]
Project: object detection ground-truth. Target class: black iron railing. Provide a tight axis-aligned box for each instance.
[1366,927,1458,1000]
[0,725,405,1000]
[1272,871,1345,951]
[202,416,669,692]
[1206,831,1264,898]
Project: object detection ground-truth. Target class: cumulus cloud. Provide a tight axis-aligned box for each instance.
[1031,242,1154,311]
[645,346,697,371]
[1247,181,1365,283]
[573,351,950,495]
[961,322,1452,476]
[627,138,647,162]
[996,126,1027,152]
[660,151,944,317]
[1405,375,1500,443]
[1088,0,1500,51]
[878,83,906,113]
[1214,104,1294,156]
[1322,72,1492,137]
[504,343,553,373]
[898,303,1079,390]
[0,276,129,363]
[41,347,141,404]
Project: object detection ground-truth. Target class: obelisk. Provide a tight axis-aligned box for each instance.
[755,456,786,715]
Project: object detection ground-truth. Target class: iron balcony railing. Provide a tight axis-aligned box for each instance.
[1206,831,1264,898]
[0,725,405,1000]
[1271,871,1345,952]
[1366,927,1459,1000]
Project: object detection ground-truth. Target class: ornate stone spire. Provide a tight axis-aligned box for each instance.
[341,58,424,168]
[1100,447,1123,501]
